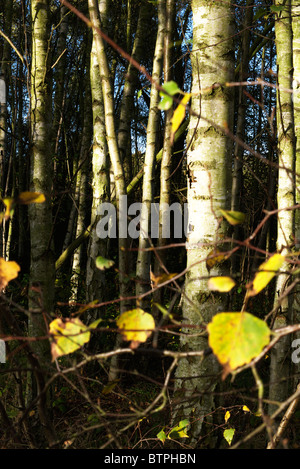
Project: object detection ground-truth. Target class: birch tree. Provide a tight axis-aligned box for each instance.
[172,0,235,444]
[135,0,166,310]
[292,0,300,380]
[268,0,295,416]
[28,0,55,360]
[86,0,109,322]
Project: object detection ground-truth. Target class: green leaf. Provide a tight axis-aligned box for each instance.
[167,419,189,440]
[223,428,235,446]
[95,256,115,270]
[207,312,271,372]
[270,5,286,13]
[157,429,167,443]
[158,81,181,111]
[49,317,91,360]
[89,318,102,330]
[208,276,236,292]
[248,253,285,296]
[158,94,173,110]
[161,80,181,96]
[220,209,246,225]
[253,7,268,20]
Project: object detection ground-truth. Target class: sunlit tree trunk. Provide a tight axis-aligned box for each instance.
[26,0,57,446]
[89,0,130,381]
[117,1,151,184]
[292,0,300,381]
[268,0,295,416]
[293,2,300,249]
[172,0,235,445]
[70,58,92,304]
[135,0,165,310]
[0,0,12,258]
[86,0,109,323]
[28,0,55,357]
[153,0,174,316]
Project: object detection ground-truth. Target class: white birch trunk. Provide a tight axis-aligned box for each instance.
[268,0,295,416]
[172,0,235,445]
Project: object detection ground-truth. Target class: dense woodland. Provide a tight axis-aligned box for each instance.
[0,0,300,450]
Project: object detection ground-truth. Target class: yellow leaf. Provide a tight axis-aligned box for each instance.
[0,258,20,290]
[208,276,236,292]
[49,317,90,360]
[248,253,285,297]
[16,191,46,204]
[116,308,155,349]
[171,93,191,141]
[224,411,231,422]
[242,405,251,413]
[220,209,246,225]
[2,197,15,220]
[150,271,177,288]
[206,250,228,272]
[207,312,271,372]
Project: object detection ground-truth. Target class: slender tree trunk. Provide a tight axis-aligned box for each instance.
[153,0,174,316]
[268,0,295,416]
[70,63,92,304]
[28,0,55,360]
[135,0,165,311]
[53,4,68,175]
[292,0,300,392]
[117,1,151,183]
[26,0,57,447]
[89,0,130,381]
[86,0,110,323]
[172,0,235,445]
[231,0,252,273]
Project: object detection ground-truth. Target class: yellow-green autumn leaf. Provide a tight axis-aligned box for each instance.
[206,249,228,272]
[95,256,115,270]
[208,276,236,292]
[167,419,189,440]
[150,271,177,287]
[49,317,91,360]
[223,428,235,446]
[16,191,46,204]
[116,308,155,349]
[158,80,181,111]
[207,312,271,371]
[2,197,15,220]
[248,253,285,297]
[171,93,191,140]
[0,257,20,290]
[220,209,246,225]
[157,429,167,444]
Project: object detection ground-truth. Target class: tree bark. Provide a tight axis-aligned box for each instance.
[268,0,295,416]
[172,0,235,445]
